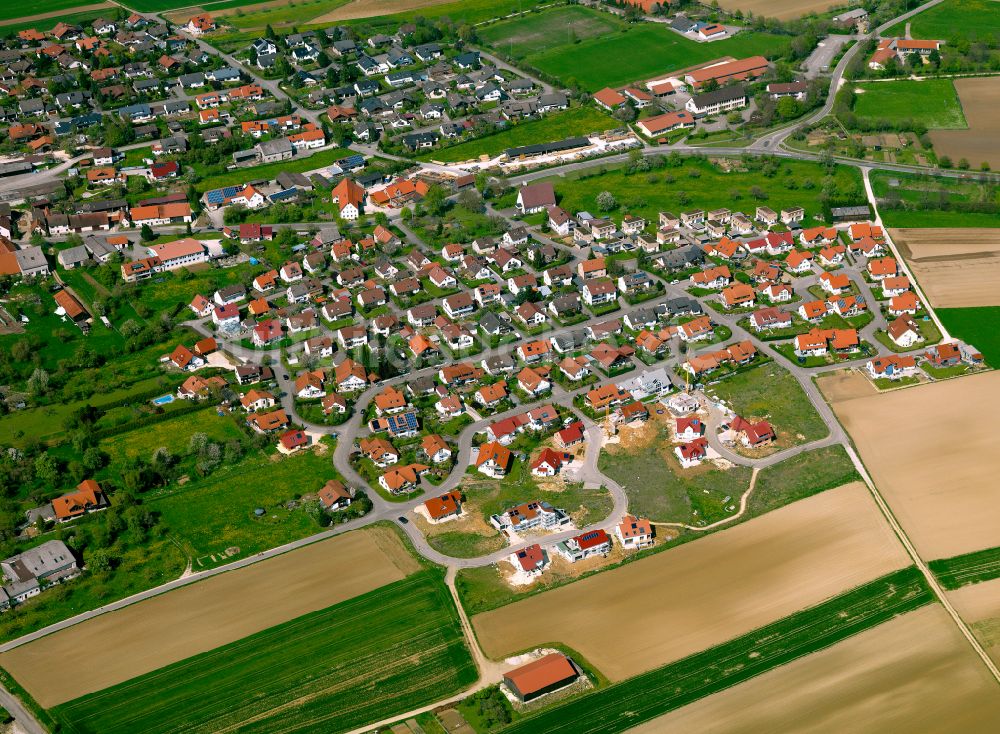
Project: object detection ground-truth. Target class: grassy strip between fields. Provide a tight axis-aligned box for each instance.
[930,546,1000,591]
[49,568,477,734]
[497,567,932,734]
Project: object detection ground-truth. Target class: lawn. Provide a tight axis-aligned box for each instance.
[492,568,931,734]
[478,5,621,57]
[420,106,618,163]
[193,148,352,193]
[149,446,341,566]
[547,157,865,225]
[490,8,789,90]
[49,569,477,734]
[929,545,1000,590]
[599,419,753,525]
[885,0,1000,42]
[851,79,967,130]
[938,307,1000,366]
[704,362,828,450]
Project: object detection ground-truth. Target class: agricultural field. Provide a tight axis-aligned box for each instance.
[871,169,1000,229]
[547,157,864,226]
[0,526,421,708]
[930,77,1000,171]
[704,362,829,452]
[472,482,911,681]
[631,604,1000,734]
[819,369,1000,560]
[477,5,620,57]
[711,0,843,20]
[421,107,618,164]
[0,0,112,24]
[99,407,244,461]
[851,79,967,130]
[948,576,1000,667]
[493,568,935,733]
[45,569,475,734]
[479,5,789,90]
[889,228,1000,308]
[149,445,342,565]
[932,546,1000,591]
[886,0,1000,42]
[938,306,1000,365]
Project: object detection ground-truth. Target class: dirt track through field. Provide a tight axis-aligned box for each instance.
[820,370,1000,560]
[0,527,418,707]
[712,0,841,21]
[472,482,910,681]
[0,2,113,27]
[626,605,1000,733]
[930,77,1000,170]
[891,228,1000,307]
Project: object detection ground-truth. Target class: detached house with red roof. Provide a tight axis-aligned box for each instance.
[557,529,611,562]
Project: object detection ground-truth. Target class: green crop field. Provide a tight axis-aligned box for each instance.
[493,567,932,734]
[851,79,967,130]
[0,9,106,35]
[547,157,864,225]
[422,106,618,163]
[704,362,829,449]
[930,545,1000,590]
[886,0,1000,42]
[938,307,1000,366]
[125,0,273,12]
[0,0,99,23]
[50,570,477,734]
[481,6,789,90]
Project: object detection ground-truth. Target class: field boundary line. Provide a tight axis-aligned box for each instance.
[841,441,1000,683]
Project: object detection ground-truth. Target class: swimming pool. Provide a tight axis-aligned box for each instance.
[152,394,175,405]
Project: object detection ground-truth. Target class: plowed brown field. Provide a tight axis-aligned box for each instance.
[930,77,1000,170]
[891,227,1000,307]
[473,482,909,681]
[626,605,1000,733]
[0,526,417,707]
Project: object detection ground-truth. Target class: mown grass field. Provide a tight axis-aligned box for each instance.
[930,546,1000,590]
[886,0,1000,42]
[705,362,829,449]
[421,106,618,163]
[852,79,967,130]
[478,5,620,57]
[50,569,477,734]
[938,307,1000,366]
[481,6,789,90]
[493,567,932,734]
[549,158,863,227]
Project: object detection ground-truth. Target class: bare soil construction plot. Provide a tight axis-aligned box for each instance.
[0,526,418,708]
[948,577,1000,667]
[891,228,1000,308]
[472,482,910,681]
[930,77,1000,170]
[712,0,841,21]
[626,604,1000,734]
[820,369,1000,560]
